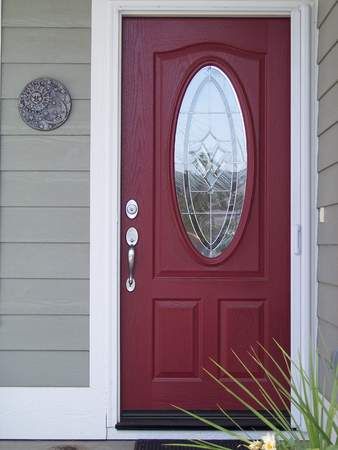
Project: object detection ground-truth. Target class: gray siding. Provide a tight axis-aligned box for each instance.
[317,0,338,397]
[1,0,335,395]
[0,0,90,386]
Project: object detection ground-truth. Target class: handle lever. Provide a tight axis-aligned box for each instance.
[126,227,138,292]
[127,245,135,289]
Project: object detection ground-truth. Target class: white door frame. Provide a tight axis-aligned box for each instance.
[0,0,317,440]
[94,0,318,440]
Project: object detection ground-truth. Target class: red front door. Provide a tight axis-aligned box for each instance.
[120,18,290,424]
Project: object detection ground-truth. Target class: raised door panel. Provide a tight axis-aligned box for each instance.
[153,299,201,379]
[154,44,263,277]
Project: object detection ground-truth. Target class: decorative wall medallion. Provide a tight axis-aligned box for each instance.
[18,78,72,131]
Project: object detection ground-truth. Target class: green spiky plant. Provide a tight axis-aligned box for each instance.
[169,341,338,450]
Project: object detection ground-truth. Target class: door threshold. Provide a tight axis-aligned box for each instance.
[116,410,290,430]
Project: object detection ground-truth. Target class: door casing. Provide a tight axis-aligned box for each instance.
[0,0,317,441]
[90,0,318,440]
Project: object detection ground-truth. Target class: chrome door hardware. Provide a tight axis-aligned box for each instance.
[127,246,136,292]
[126,199,139,219]
[294,224,302,255]
[126,227,138,246]
[126,227,138,292]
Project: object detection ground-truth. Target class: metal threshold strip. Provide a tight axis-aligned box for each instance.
[116,410,290,430]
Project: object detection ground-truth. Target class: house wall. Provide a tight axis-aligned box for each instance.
[317,0,338,398]
[0,0,334,395]
[0,0,91,386]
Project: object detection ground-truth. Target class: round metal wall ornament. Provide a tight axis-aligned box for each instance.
[18,78,72,131]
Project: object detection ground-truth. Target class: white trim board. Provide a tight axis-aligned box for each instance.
[0,0,318,440]
[104,0,318,439]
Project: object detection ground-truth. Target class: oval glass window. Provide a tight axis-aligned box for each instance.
[174,65,247,258]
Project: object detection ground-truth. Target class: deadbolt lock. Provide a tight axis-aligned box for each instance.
[126,199,138,219]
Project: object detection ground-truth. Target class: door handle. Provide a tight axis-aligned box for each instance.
[126,227,138,292]
[127,246,135,289]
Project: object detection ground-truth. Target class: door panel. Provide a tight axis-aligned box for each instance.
[153,299,200,379]
[121,18,290,414]
[155,45,258,275]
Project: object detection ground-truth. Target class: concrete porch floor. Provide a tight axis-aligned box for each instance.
[0,441,135,450]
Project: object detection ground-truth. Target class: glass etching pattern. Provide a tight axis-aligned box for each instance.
[174,65,247,258]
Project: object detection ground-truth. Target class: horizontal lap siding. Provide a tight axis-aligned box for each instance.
[318,1,338,63]
[0,243,89,278]
[1,99,90,135]
[317,0,338,397]
[0,208,89,242]
[0,279,89,315]
[318,163,338,207]
[318,246,338,285]
[0,0,91,386]
[0,316,89,350]
[0,136,89,170]
[318,204,338,245]
[318,44,338,100]
[318,0,337,27]
[318,123,338,171]
[2,28,91,63]
[318,284,338,328]
[0,351,89,387]
[318,84,338,136]
[2,0,91,27]
[2,64,90,100]
[0,172,89,206]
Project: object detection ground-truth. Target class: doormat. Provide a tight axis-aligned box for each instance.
[135,440,246,450]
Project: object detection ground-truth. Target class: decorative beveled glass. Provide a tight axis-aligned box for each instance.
[174,65,247,258]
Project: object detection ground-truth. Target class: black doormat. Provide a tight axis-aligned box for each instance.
[135,440,246,450]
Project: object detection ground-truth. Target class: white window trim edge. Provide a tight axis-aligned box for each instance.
[0,0,318,440]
